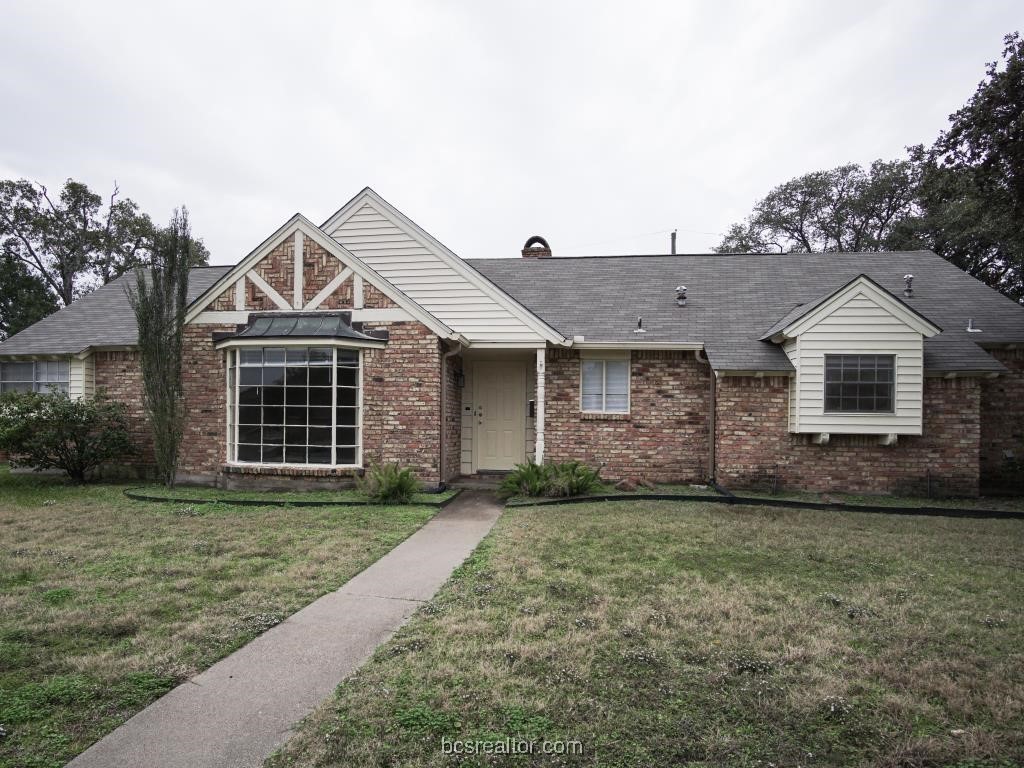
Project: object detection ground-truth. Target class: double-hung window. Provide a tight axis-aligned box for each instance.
[824,355,895,413]
[230,346,361,466]
[581,358,630,413]
[0,360,70,394]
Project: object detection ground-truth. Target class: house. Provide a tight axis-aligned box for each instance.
[1,187,1022,495]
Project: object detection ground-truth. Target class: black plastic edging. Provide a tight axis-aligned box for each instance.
[123,487,463,509]
[505,492,1024,520]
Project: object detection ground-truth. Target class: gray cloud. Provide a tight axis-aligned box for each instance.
[1,0,1018,264]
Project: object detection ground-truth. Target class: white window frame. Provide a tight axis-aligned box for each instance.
[579,356,630,414]
[0,359,70,394]
[823,353,897,415]
[226,344,364,469]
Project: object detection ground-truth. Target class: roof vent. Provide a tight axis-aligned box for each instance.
[633,316,646,334]
[676,285,687,307]
[521,235,552,258]
[903,274,914,298]
[966,318,982,333]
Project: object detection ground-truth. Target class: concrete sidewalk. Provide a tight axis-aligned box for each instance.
[67,491,502,768]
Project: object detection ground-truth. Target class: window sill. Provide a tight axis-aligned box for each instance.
[222,463,363,478]
[580,411,631,421]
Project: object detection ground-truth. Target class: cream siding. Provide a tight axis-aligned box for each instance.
[787,294,925,435]
[69,355,95,400]
[328,202,545,343]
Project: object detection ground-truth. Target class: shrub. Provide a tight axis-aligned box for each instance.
[497,461,551,499]
[546,461,602,498]
[497,460,602,499]
[359,463,419,504]
[0,392,131,482]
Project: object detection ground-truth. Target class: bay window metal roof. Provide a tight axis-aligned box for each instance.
[213,311,388,344]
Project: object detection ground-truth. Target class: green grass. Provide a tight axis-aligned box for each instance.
[126,484,459,505]
[269,500,1024,767]
[0,466,436,768]
[731,488,1024,512]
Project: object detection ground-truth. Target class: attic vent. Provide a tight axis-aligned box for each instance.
[967,318,982,333]
[633,316,646,334]
[676,285,687,306]
[521,235,552,258]
[903,274,914,297]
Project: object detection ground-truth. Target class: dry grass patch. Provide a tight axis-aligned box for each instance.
[269,500,1024,768]
[0,467,435,768]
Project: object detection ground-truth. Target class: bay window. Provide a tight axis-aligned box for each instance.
[581,357,630,414]
[228,346,361,466]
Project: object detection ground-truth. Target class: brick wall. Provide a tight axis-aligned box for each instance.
[443,353,463,482]
[543,349,711,482]
[94,351,153,476]
[361,322,443,485]
[178,324,236,479]
[715,375,981,496]
[980,348,1024,489]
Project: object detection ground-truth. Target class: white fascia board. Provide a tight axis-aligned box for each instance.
[782,276,942,339]
[322,187,568,346]
[572,341,704,351]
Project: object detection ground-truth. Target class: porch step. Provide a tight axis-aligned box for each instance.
[450,474,507,490]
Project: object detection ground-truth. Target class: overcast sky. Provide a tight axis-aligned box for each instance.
[0,1,1018,264]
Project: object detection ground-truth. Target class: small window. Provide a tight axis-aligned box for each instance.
[581,358,629,413]
[0,360,69,394]
[824,355,894,413]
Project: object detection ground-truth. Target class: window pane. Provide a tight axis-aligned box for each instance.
[239,406,261,424]
[335,367,356,388]
[308,427,332,446]
[264,348,286,364]
[0,362,31,382]
[336,446,356,464]
[263,386,284,405]
[262,445,284,463]
[309,348,332,365]
[605,361,629,396]
[239,368,262,386]
[581,361,603,397]
[286,347,308,364]
[263,426,284,445]
[240,349,263,365]
[581,394,603,411]
[824,355,894,413]
[336,406,357,426]
[309,407,332,426]
[238,425,261,444]
[308,446,332,464]
[285,406,307,425]
[309,367,332,387]
[238,444,261,462]
[605,394,629,413]
[308,387,332,407]
[285,445,307,464]
[285,386,307,405]
[263,366,286,386]
[263,406,284,425]
[239,386,260,406]
[337,387,358,407]
[285,426,307,445]
[336,427,358,447]
[336,349,359,365]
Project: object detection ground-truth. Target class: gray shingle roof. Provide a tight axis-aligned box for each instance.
[0,267,232,357]
[468,251,1024,373]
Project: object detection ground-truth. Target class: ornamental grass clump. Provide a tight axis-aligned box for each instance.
[359,463,419,504]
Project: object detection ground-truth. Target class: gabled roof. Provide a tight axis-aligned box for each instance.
[469,251,1024,373]
[758,273,942,341]
[322,188,567,345]
[0,267,231,357]
[183,213,463,342]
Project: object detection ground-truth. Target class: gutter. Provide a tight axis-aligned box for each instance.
[439,341,463,488]
[696,348,715,483]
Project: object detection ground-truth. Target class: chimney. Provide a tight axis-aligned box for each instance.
[521,235,552,258]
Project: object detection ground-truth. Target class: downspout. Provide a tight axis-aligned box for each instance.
[696,348,715,482]
[439,341,463,490]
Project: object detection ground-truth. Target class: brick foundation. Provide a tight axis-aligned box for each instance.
[715,375,981,496]
[543,349,711,482]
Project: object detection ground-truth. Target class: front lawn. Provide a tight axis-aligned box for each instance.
[0,468,436,768]
[270,500,1024,767]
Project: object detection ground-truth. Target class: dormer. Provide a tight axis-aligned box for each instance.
[761,275,942,438]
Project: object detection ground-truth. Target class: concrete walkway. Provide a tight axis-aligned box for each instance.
[67,491,502,768]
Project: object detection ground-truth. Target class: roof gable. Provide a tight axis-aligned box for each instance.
[322,188,566,345]
[767,274,942,340]
[184,214,460,341]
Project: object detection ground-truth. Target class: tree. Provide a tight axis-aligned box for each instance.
[0,391,131,482]
[715,160,919,254]
[126,208,196,486]
[0,178,209,307]
[909,32,1024,301]
[0,254,58,339]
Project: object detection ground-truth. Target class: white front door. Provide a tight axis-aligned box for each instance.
[473,361,527,471]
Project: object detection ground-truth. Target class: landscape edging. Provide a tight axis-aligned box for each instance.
[123,487,463,509]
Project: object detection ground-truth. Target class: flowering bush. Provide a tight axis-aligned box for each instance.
[0,392,131,482]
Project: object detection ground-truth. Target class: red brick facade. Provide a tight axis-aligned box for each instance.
[980,348,1024,488]
[443,354,463,482]
[715,375,982,496]
[94,351,154,477]
[542,349,711,482]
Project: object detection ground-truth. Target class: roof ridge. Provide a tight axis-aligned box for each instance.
[466,250,937,261]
